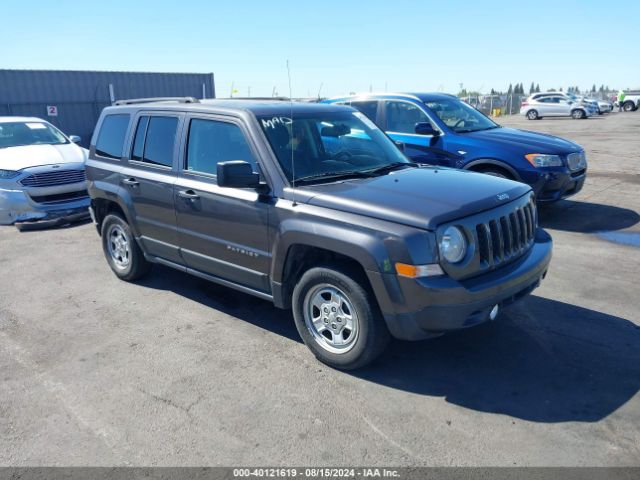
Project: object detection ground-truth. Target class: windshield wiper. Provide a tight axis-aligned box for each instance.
[294,170,376,184]
[457,125,500,133]
[362,161,418,175]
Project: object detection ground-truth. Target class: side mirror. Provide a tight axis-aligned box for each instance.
[414,122,439,136]
[69,135,81,144]
[217,161,260,188]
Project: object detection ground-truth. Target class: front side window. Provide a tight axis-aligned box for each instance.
[95,114,130,159]
[130,116,178,168]
[425,98,499,133]
[258,110,411,183]
[385,101,430,134]
[186,119,257,176]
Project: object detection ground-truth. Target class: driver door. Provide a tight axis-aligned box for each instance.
[381,100,450,166]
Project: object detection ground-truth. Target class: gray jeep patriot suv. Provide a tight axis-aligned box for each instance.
[87,97,552,369]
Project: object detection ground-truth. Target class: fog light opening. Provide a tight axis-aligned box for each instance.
[489,304,500,321]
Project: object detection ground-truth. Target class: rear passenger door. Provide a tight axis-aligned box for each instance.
[122,112,184,263]
[174,115,271,293]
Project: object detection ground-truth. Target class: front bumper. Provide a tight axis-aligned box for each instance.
[370,229,552,341]
[0,187,90,228]
[534,168,587,202]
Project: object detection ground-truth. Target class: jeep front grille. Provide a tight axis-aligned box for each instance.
[437,193,537,281]
[20,169,86,187]
[475,201,536,269]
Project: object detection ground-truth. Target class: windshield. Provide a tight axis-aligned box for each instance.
[425,98,499,133]
[258,111,411,183]
[0,121,68,148]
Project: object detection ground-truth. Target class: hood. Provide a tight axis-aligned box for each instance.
[301,167,531,230]
[0,143,87,171]
[464,127,581,154]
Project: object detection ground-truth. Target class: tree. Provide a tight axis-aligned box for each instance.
[535,84,540,92]
[529,82,535,94]
[507,83,513,95]
[591,84,596,92]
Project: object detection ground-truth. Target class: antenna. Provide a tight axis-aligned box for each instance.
[287,60,296,207]
[317,82,323,100]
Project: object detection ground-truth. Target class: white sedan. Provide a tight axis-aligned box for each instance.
[0,117,90,229]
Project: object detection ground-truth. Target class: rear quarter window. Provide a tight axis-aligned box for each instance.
[95,114,130,159]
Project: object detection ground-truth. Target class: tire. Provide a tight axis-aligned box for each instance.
[623,101,635,112]
[526,109,538,120]
[571,109,585,119]
[101,213,151,281]
[474,167,512,179]
[292,265,390,370]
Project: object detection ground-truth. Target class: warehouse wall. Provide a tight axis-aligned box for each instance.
[0,70,215,146]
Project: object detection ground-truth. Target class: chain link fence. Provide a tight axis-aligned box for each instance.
[460,91,618,117]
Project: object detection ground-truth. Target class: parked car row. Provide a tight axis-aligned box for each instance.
[2,93,589,368]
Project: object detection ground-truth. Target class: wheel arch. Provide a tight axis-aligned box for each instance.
[271,230,387,310]
[91,196,136,236]
[463,158,522,181]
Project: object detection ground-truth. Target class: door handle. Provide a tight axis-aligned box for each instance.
[178,189,200,200]
[122,177,139,186]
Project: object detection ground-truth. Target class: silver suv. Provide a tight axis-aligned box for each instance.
[520,93,591,120]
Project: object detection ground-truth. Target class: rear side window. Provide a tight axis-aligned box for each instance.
[347,101,379,123]
[95,114,130,159]
[186,119,257,176]
[131,116,149,161]
[130,116,178,168]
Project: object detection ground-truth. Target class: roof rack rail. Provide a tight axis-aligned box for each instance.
[216,97,291,101]
[114,97,200,106]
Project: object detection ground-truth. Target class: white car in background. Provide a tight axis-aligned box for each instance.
[0,117,90,229]
[520,93,592,120]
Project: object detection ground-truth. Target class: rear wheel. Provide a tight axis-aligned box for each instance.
[526,110,538,120]
[571,109,585,119]
[101,213,151,281]
[292,265,390,370]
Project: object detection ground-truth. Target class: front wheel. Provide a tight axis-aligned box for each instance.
[292,265,390,370]
[623,101,635,112]
[101,213,151,281]
[571,109,585,119]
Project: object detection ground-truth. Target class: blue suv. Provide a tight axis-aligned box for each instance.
[323,93,587,202]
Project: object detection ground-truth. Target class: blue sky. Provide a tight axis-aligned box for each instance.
[2,0,638,97]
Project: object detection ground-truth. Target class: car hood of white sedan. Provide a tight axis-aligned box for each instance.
[0,143,87,171]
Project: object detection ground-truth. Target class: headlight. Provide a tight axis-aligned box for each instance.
[439,226,467,263]
[525,154,563,168]
[0,170,20,179]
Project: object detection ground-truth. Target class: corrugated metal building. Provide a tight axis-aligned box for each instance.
[0,69,215,146]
